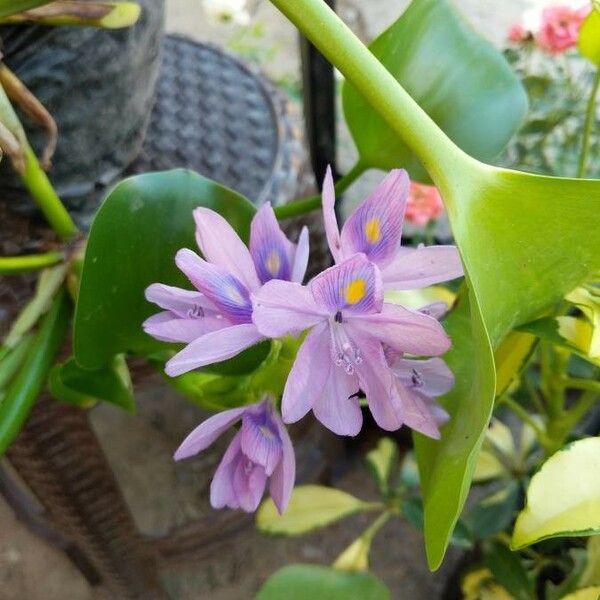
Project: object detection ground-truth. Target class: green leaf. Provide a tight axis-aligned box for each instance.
[49,356,134,413]
[399,451,420,489]
[342,0,527,181]
[494,331,537,397]
[579,8,600,66]
[512,437,600,549]
[74,169,261,370]
[464,482,521,542]
[257,565,391,600]
[401,496,473,550]
[0,0,51,19]
[366,437,398,496]
[256,485,379,536]
[559,588,600,600]
[483,541,534,600]
[580,536,600,588]
[0,291,70,456]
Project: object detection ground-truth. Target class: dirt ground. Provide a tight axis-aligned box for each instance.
[0,1,528,598]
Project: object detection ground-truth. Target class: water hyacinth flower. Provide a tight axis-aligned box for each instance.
[321,167,463,290]
[143,202,308,376]
[252,253,451,436]
[174,399,295,513]
[389,357,453,439]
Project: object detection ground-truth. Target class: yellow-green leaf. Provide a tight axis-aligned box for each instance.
[256,485,378,536]
[579,8,600,66]
[366,437,398,495]
[559,587,600,600]
[494,331,537,397]
[512,438,600,549]
[580,537,600,588]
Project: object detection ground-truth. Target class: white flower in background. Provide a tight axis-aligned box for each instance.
[202,0,251,26]
[522,0,590,32]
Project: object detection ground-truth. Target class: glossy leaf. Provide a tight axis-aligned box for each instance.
[512,437,600,549]
[579,7,600,66]
[73,170,259,369]
[49,356,134,413]
[342,0,527,181]
[256,565,391,600]
[366,437,398,496]
[256,485,378,536]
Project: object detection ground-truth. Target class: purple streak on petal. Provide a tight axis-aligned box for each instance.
[392,357,455,397]
[309,254,383,315]
[193,207,260,291]
[240,402,283,476]
[174,405,248,461]
[281,322,331,423]
[252,280,327,338]
[175,249,253,324]
[145,283,218,317]
[312,366,361,436]
[269,413,296,513]
[291,226,310,283]
[381,245,464,290]
[232,451,268,512]
[165,323,265,376]
[394,381,443,439]
[143,311,225,343]
[250,202,294,284]
[340,169,409,268]
[346,326,401,431]
[350,303,451,356]
[210,431,243,509]
[322,165,343,263]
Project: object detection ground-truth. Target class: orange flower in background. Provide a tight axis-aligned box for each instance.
[536,4,590,53]
[405,182,445,226]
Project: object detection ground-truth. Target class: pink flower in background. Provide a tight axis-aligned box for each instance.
[507,22,531,42]
[174,399,295,513]
[537,4,590,53]
[405,181,445,227]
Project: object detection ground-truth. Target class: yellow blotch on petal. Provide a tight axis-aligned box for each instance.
[344,279,367,305]
[364,218,381,244]
[266,250,281,276]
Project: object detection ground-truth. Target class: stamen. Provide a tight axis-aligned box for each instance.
[187,304,205,319]
[411,368,424,388]
[330,320,362,375]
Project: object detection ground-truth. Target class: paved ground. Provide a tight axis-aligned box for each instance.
[0,1,528,598]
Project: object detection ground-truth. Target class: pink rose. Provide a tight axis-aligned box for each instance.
[405,182,445,227]
[508,22,531,43]
[536,4,591,54]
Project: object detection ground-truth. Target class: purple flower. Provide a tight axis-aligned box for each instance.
[174,399,295,513]
[389,357,453,439]
[143,203,309,377]
[322,166,463,289]
[251,254,451,436]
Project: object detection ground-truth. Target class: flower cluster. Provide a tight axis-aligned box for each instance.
[144,168,463,513]
[508,0,591,53]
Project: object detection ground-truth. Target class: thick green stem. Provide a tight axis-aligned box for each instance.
[577,67,600,178]
[268,0,469,189]
[0,251,64,275]
[22,144,79,240]
[274,160,365,220]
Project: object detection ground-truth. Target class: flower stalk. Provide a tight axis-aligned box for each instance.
[577,66,600,178]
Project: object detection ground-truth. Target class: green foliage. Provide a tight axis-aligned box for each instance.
[342,0,527,182]
[73,169,264,371]
[365,438,398,496]
[49,355,134,413]
[579,7,600,67]
[256,485,379,536]
[483,540,535,600]
[0,0,51,19]
[256,565,391,600]
[512,438,600,549]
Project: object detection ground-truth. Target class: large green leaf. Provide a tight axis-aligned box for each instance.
[73,169,259,369]
[579,6,600,66]
[256,565,391,600]
[342,0,528,182]
[272,0,600,569]
[512,437,600,549]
